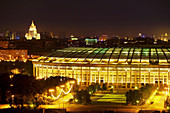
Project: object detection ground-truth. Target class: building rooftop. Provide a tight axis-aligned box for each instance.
[33,47,170,65]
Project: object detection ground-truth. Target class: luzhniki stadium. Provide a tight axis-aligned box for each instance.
[32,47,170,88]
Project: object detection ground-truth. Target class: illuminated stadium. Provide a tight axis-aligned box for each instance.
[32,47,170,88]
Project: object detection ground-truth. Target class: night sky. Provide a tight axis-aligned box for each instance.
[1,0,170,37]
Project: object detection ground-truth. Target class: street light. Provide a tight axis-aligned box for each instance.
[49,89,54,92]
[136,100,139,109]
[60,85,65,88]
[49,89,54,97]
[70,80,75,84]
[12,95,14,105]
[75,99,78,103]
[136,100,139,104]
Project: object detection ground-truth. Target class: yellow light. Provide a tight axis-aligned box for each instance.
[70,80,75,84]
[30,104,34,108]
[136,100,139,104]
[11,68,20,74]
[49,89,54,92]
[60,85,65,88]
[75,99,78,102]
[9,75,14,79]
[135,86,138,90]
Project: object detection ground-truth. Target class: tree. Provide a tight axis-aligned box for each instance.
[125,85,156,105]
[0,73,11,103]
[102,83,107,91]
[11,74,38,106]
[75,89,91,104]
[125,90,133,104]
[87,83,100,95]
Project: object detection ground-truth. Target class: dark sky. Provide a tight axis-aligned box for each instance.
[0,0,170,37]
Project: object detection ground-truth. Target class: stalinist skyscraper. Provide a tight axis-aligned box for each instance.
[25,21,40,40]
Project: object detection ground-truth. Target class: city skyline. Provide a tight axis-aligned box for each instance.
[0,0,170,37]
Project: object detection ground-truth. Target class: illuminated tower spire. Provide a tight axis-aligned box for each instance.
[31,20,34,26]
[25,21,40,40]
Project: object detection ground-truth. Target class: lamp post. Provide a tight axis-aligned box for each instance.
[49,89,54,98]
[136,100,139,108]
[12,95,14,105]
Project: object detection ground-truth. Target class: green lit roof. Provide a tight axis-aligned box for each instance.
[34,47,170,65]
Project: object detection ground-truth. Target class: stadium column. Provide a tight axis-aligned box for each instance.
[65,66,67,77]
[37,65,39,78]
[168,70,169,85]
[125,69,127,88]
[52,65,54,76]
[149,69,150,85]
[135,74,136,87]
[163,73,164,85]
[72,68,74,78]
[107,66,109,86]
[144,74,146,86]
[33,63,35,77]
[42,65,44,79]
[116,67,118,88]
[89,67,91,86]
[168,73,169,86]
[130,67,132,88]
[158,68,160,87]
[139,67,141,88]
[81,66,83,86]
[153,73,155,86]
[46,65,48,78]
[98,69,100,84]
[58,66,60,77]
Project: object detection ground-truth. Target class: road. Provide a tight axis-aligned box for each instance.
[66,104,139,113]
[147,91,166,110]
[0,104,10,109]
[39,93,73,109]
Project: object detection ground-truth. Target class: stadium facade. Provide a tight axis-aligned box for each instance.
[32,47,170,88]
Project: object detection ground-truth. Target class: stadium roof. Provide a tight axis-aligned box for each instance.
[33,47,170,65]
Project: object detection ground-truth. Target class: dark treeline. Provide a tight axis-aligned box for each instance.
[0,74,74,107]
[125,85,157,105]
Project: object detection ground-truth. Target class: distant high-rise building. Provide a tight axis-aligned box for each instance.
[50,32,54,38]
[25,21,40,40]
[5,31,12,40]
[138,33,142,37]
[158,33,168,42]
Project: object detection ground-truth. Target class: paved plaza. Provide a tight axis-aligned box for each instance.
[91,93,126,104]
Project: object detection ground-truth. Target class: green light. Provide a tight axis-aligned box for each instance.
[94,51,99,53]
[100,51,106,53]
